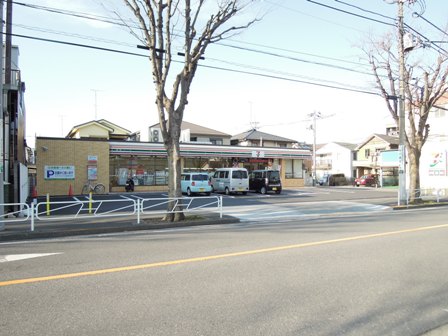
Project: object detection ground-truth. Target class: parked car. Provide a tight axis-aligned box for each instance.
[318,173,347,186]
[249,169,282,194]
[210,168,249,195]
[181,172,212,196]
[354,174,377,187]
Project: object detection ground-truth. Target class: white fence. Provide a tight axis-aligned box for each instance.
[0,196,223,232]
[406,188,447,205]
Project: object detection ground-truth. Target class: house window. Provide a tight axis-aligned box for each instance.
[364,149,370,158]
[210,138,223,145]
[190,137,197,142]
[434,108,446,118]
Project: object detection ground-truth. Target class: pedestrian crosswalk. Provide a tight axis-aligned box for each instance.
[223,201,391,222]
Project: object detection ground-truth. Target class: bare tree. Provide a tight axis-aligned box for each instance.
[122,0,259,221]
[364,32,448,203]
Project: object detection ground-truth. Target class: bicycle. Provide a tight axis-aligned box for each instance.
[81,181,106,194]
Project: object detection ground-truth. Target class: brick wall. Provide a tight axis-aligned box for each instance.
[35,138,109,196]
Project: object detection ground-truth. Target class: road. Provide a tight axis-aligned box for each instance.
[34,186,398,221]
[1,204,448,335]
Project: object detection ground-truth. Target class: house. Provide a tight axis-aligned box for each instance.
[148,121,232,145]
[353,134,399,179]
[66,119,136,141]
[315,142,357,180]
[230,129,297,148]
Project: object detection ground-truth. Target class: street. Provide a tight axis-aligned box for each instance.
[1,194,448,335]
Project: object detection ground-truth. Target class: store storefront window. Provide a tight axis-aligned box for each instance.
[285,159,303,179]
[110,156,168,186]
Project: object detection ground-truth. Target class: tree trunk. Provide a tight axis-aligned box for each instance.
[163,135,185,222]
[407,147,422,204]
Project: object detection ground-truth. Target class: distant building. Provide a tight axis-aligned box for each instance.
[148,121,231,145]
[230,129,297,148]
[66,119,136,141]
[353,134,399,182]
[315,142,357,180]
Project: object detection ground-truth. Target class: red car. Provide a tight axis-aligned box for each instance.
[355,174,377,187]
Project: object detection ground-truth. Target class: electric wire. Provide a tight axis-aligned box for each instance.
[13,0,373,73]
[7,31,379,97]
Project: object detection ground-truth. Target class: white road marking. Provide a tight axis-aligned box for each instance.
[120,195,135,200]
[0,253,62,263]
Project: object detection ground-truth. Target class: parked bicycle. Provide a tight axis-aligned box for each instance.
[81,181,106,194]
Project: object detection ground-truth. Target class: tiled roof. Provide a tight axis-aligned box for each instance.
[333,142,358,151]
[355,133,399,150]
[231,129,297,143]
[149,121,231,137]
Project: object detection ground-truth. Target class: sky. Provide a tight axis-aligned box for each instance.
[10,0,448,148]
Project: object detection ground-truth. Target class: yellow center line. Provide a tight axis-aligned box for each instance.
[1,223,448,287]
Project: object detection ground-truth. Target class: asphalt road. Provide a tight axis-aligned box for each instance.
[32,186,399,220]
[1,206,448,335]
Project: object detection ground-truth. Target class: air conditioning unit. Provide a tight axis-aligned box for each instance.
[151,129,160,142]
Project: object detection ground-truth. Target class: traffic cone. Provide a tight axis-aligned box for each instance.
[31,186,37,198]
[68,184,74,196]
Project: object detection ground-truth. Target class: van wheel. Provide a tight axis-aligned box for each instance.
[225,187,230,195]
[260,187,267,194]
[242,192,247,195]
[187,188,192,197]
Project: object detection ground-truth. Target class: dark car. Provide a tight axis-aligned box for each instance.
[318,173,347,186]
[249,170,282,194]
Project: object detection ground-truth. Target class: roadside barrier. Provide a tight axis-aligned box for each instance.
[0,195,223,232]
[406,188,447,205]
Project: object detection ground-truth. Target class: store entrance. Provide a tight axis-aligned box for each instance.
[243,158,272,172]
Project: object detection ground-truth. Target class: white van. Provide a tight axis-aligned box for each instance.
[210,168,249,195]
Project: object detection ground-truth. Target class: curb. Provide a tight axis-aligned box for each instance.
[0,215,239,242]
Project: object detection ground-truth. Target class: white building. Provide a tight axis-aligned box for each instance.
[315,142,357,180]
[420,95,448,190]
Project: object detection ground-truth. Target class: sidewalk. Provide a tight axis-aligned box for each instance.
[0,213,239,242]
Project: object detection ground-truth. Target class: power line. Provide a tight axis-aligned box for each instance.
[8,31,379,96]
[306,0,396,28]
[13,0,374,75]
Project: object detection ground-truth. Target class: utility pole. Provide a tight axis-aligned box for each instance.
[308,111,335,186]
[397,0,407,206]
[0,0,4,231]
[308,111,321,186]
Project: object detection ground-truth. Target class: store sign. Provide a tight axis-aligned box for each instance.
[429,151,447,176]
[45,166,75,180]
[251,150,265,158]
[87,165,98,180]
[88,155,98,164]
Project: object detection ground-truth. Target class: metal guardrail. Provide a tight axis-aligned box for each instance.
[0,203,30,223]
[406,188,447,204]
[141,196,222,216]
[0,195,223,232]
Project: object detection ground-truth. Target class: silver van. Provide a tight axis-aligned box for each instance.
[210,168,249,195]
